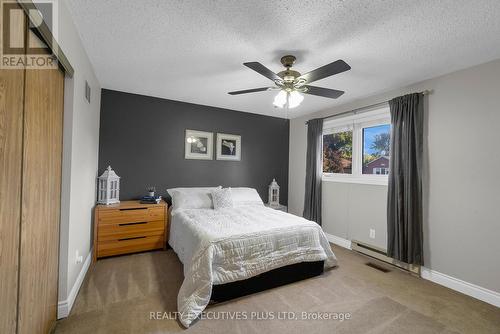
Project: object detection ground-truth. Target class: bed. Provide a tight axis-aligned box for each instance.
[167,187,337,327]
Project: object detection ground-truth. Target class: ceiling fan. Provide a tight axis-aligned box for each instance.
[228,55,351,109]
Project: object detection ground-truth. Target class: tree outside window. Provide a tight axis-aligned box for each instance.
[323,130,352,174]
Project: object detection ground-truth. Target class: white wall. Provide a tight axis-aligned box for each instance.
[54,0,101,314]
[289,58,500,293]
[322,182,388,249]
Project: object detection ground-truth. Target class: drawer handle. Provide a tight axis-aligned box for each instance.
[118,221,147,226]
[119,207,148,211]
[118,236,146,241]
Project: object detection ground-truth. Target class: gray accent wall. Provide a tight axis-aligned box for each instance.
[289,58,500,293]
[99,89,289,203]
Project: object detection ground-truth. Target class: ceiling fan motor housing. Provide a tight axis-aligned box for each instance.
[278,55,300,83]
[278,69,301,81]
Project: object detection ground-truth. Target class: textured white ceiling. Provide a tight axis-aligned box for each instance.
[65,0,500,118]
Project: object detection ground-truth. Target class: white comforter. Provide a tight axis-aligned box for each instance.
[169,205,337,327]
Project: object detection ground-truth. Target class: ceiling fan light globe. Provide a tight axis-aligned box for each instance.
[288,91,304,108]
[273,90,287,108]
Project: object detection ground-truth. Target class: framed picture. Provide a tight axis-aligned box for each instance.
[185,129,213,160]
[216,133,241,161]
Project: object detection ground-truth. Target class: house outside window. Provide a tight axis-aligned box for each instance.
[322,106,391,185]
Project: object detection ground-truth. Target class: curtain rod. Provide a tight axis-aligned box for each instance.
[305,90,431,124]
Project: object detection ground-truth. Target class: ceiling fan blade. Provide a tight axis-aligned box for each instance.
[304,85,345,99]
[243,62,281,82]
[228,87,272,95]
[298,60,351,83]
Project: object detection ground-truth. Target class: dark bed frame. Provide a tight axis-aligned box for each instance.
[210,260,325,303]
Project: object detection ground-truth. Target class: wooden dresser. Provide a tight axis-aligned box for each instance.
[93,200,168,262]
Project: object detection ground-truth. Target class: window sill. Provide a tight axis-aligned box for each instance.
[322,175,388,186]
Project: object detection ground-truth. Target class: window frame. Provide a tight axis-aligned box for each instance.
[322,105,391,185]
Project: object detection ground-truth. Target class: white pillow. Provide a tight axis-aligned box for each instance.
[211,188,234,210]
[230,187,264,207]
[167,186,221,212]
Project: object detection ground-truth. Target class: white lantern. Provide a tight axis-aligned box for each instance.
[268,178,280,208]
[97,166,120,205]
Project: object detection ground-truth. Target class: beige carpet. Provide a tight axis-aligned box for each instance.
[55,245,500,334]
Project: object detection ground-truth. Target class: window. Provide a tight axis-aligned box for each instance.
[362,124,391,175]
[323,128,352,174]
[322,106,391,185]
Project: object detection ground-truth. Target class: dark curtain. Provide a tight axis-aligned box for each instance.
[303,118,323,225]
[387,93,424,265]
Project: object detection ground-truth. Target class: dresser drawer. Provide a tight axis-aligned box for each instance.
[98,206,165,225]
[98,220,165,241]
[97,235,164,258]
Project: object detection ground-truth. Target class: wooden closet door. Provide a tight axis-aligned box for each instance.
[0,3,26,333]
[0,55,25,334]
[17,53,65,333]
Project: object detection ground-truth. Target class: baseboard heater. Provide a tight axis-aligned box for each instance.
[351,240,420,275]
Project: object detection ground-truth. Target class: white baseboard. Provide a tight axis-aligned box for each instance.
[421,267,500,308]
[323,232,499,308]
[324,232,352,250]
[57,249,93,319]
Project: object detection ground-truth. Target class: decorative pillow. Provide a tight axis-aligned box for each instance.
[211,188,234,210]
[230,187,264,207]
[167,186,221,212]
